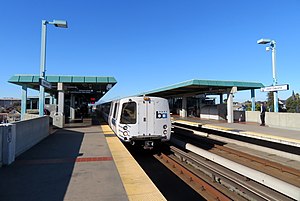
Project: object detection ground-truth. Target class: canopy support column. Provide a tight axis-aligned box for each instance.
[70,94,75,120]
[251,89,256,111]
[58,83,64,114]
[227,87,237,123]
[21,85,27,120]
[181,96,187,117]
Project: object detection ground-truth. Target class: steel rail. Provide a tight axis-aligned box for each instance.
[175,126,300,187]
[173,124,300,182]
[169,145,295,201]
[213,144,300,178]
[170,136,300,200]
[154,153,233,201]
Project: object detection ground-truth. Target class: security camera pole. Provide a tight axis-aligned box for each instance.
[257,38,278,112]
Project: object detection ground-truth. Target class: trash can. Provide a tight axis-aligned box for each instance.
[1,123,16,165]
[53,112,64,128]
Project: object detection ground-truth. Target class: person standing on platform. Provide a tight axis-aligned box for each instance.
[260,102,266,126]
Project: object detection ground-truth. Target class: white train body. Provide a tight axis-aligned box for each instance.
[100,96,171,148]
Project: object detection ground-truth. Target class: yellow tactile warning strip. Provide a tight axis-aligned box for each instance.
[202,124,300,145]
[100,125,166,201]
[240,131,300,144]
[173,120,201,127]
[201,124,232,131]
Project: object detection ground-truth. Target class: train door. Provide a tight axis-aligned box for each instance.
[154,99,170,137]
[147,98,155,135]
[111,101,119,133]
[137,97,155,136]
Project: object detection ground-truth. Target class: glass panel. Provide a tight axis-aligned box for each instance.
[120,102,136,124]
[113,103,118,118]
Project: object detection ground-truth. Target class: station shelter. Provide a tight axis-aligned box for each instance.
[8,75,117,127]
[140,79,264,123]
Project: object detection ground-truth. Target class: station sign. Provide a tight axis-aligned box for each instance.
[260,84,289,92]
[39,78,52,89]
[70,89,94,94]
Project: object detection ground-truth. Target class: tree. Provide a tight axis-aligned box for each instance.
[266,92,274,112]
[244,101,263,111]
[266,91,287,112]
[286,91,300,113]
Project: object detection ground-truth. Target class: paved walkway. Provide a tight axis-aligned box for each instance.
[0,125,128,201]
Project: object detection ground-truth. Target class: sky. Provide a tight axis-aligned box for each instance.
[1,0,299,102]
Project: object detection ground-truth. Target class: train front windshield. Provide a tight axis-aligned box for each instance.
[120,102,136,124]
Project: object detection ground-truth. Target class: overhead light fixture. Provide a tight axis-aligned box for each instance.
[51,20,68,28]
[257,38,272,44]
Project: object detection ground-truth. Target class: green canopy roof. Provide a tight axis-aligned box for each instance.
[8,75,116,84]
[8,74,117,102]
[140,79,264,98]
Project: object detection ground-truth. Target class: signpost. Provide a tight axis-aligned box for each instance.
[39,78,52,89]
[260,84,289,92]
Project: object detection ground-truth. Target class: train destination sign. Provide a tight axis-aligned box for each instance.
[39,78,52,89]
[260,84,289,92]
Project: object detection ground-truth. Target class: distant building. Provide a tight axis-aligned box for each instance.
[26,96,52,110]
[0,97,21,109]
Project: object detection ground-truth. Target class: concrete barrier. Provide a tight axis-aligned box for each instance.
[1,116,50,166]
[23,113,39,120]
[1,124,16,165]
[200,104,226,120]
[1,124,17,166]
[14,116,49,157]
[246,111,300,131]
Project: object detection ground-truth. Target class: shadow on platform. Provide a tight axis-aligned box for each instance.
[0,129,84,201]
[63,115,104,129]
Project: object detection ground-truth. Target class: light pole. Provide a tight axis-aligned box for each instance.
[257,38,278,112]
[39,20,68,116]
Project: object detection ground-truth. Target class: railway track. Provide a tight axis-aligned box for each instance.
[152,123,300,200]
[172,126,300,188]
[154,152,234,201]
[126,122,300,200]
[156,144,297,201]
[209,144,300,187]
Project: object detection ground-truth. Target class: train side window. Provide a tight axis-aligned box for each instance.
[109,102,114,116]
[115,102,119,118]
[120,102,136,124]
[103,102,111,115]
[113,103,118,119]
[106,104,111,114]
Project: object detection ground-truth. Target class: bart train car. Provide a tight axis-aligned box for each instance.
[98,96,171,148]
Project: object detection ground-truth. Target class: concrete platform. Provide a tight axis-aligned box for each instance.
[172,116,300,148]
[172,116,300,172]
[0,124,165,201]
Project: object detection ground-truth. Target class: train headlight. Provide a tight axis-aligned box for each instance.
[163,124,168,129]
[163,130,168,135]
[123,131,128,136]
[123,126,128,130]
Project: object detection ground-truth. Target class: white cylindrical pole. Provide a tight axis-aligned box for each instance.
[271,41,279,112]
[39,20,47,116]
